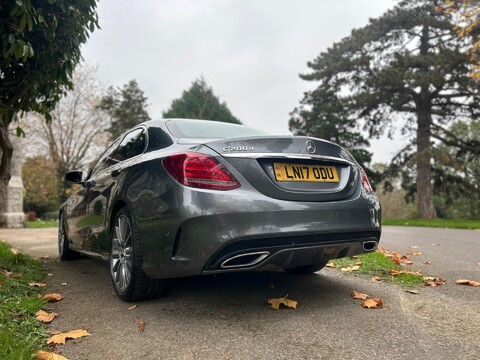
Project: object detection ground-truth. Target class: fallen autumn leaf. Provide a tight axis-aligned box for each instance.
[371,276,384,282]
[138,321,145,332]
[361,298,383,309]
[455,279,480,287]
[35,350,68,360]
[341,265,360,272]
[267,296,298,310]
[326,262,335,268]
[42,293,65,302]
[35,310,59,323]
[351,290,369,300]
[29,282,47,288]
[2,270,22,278]
[389,269,422,276]
[47,329,91,345]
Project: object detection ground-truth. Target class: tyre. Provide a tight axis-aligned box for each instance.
[284,260,328,275]
[58,212,79,260]
[109,206,167,301]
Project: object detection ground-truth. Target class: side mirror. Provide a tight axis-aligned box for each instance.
[65,170,83,184]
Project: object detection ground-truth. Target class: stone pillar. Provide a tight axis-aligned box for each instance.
[0,134,25,228]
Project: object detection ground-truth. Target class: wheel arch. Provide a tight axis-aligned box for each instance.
[109,199,129,234]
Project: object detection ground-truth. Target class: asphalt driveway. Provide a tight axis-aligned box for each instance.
[1,226,479,359]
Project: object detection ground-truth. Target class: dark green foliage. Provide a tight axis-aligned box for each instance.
[163,78,241,124]
[432,120,480,219]
[293,0,480,218]
[98,80,151,140]
[0,0,98,185]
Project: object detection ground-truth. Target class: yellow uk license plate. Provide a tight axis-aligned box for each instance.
[273,163,339,182]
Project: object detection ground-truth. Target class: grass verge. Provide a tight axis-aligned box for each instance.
[382,218,480,230]
[0,241,48,359]
[26,220,58,229]
[331,252,425,286]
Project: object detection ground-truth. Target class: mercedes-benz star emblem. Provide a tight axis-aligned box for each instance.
[305,140,316,154]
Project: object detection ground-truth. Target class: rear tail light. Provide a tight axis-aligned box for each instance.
[359,167,373,193]
[163,152,240,190]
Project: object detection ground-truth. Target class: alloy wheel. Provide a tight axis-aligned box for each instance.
[110,214,134,293]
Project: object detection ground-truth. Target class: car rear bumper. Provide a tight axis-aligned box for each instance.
[134,185,381,279]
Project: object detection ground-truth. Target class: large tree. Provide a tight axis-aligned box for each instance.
[22,64,109,201]
[0,0,98,189]
[163,78,241,124]
[295,0,480,218]
[98,80,151,140]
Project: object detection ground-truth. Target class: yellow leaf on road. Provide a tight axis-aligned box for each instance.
[35,350,68,360]
[35,310,58,323]
[47,329,91,345]
[326,262,336,268]
[351,291,369,300]
[267,296,298,310]
[138,321,145,332]
[127,305,137,311]
[361,298,383,309]
[371,276,384,282]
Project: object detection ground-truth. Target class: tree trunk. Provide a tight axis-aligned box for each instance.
[416,110,436,219]
[415,24,436,219]
[0,123,13,186]
[0,123,13,223]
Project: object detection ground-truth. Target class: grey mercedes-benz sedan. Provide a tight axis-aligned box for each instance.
[59,119,381,301]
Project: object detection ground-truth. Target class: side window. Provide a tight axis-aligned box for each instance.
[111,128,146,162]
[89,139,121,176]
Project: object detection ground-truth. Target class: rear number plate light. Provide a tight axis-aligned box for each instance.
[273,163,339,182]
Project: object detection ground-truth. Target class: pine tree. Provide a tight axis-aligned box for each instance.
[163,78,241,124]
[99,80,151,140]
[294,0,480,218]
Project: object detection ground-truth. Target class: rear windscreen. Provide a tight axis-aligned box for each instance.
[165,119,270,139]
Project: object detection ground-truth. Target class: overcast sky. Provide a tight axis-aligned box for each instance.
[82,0,406,163]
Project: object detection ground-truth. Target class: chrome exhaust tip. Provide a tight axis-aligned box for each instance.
[220,251,270,269]
[362,241,378,252]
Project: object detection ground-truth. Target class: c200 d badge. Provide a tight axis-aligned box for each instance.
[223,146,255,152]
